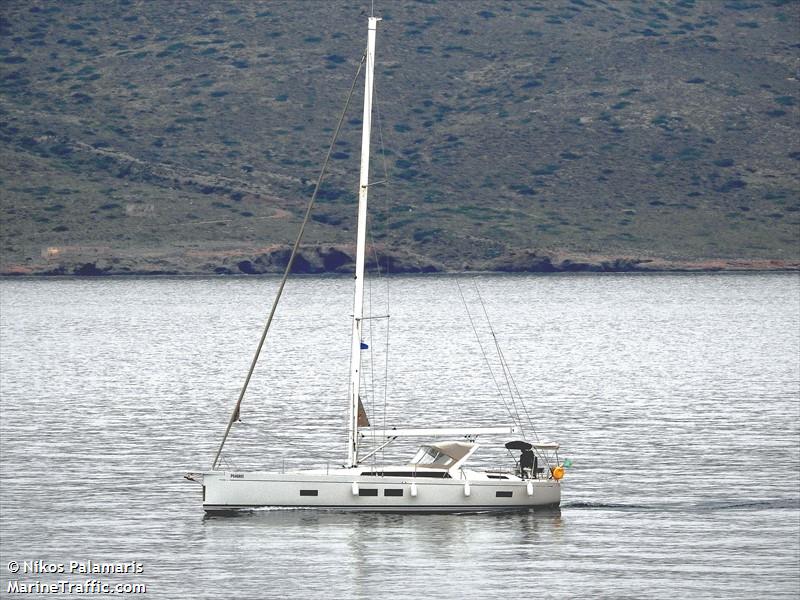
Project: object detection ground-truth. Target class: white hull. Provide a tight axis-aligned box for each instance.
[192,19,568,513]
[199,470,561,513]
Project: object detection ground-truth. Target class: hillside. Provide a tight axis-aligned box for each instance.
[1,0,798,275]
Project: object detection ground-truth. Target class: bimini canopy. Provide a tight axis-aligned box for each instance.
[505,440,532,451]
[505,440,560,451]
[409,441,476,468]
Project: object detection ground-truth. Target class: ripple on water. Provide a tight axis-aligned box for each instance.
[1,273,798,599]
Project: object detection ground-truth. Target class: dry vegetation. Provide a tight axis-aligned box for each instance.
[0,0,798,275]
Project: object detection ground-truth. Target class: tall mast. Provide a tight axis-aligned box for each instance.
[347,16,379,467]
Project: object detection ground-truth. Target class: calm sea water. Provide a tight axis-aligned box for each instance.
[1,273,798,599]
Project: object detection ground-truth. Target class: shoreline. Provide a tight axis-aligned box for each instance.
[2,251,797,278]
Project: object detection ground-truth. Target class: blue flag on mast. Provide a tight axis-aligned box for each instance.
[360,341,368,349]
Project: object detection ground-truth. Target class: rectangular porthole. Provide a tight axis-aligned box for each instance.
[358,488,379,497]
[496,491,513,498]
[299,490,319,497]
[384,489,403,497]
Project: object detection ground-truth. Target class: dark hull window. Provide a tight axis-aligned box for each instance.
[496,491,513,498]
[299,490,319,497]
[358,488,379,497]
[384,489,404,497]
[359,471,451,479]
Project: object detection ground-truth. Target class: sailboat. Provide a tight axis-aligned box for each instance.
[186,16,563,513]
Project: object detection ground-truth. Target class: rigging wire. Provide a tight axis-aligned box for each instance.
[212,52,368,470]
[361,193,390,464]
[472,282,540,441]
[493,342,540,443]
[370,54,393,467]
[373,73,392,203]
[455,279,520,430]
[471,282,525,434]
[364,234,378,465]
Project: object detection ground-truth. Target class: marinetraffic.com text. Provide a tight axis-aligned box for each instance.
[5,560,147,595]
